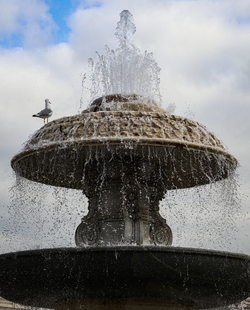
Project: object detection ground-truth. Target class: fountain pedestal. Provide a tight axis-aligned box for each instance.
[75,155,172,246]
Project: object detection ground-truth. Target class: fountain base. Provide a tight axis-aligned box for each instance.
[0,247,249,310]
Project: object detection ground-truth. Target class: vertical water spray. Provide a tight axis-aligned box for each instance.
[87,10,161,104]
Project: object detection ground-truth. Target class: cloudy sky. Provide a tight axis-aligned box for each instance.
[0,0,250,255]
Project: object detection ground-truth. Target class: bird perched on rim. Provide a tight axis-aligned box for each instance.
[32,99,53,123]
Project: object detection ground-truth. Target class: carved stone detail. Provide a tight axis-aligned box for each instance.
[12,96,236,193]
[150,225,172,246]
[75,156,173,247]
[22,105,225,152]
[75,221,98,246]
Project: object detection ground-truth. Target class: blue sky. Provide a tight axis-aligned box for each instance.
[44,0,102,43]
[44,0,74,43]
[0,0,102,48]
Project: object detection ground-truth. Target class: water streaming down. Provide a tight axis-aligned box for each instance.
[5,168,240,252]
[5,176,87,251]
[0,9,250,310]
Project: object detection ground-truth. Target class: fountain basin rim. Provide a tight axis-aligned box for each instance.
[11,137,237,169]
[0,246,249,309]
[1,245,249,261]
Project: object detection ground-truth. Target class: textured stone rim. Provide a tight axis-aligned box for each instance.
[11,137,237,169]
[11,96,238,190]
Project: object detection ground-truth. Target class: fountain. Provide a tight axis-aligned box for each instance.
[0,10,249,310]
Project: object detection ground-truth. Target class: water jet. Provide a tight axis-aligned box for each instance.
[0,10,249,310]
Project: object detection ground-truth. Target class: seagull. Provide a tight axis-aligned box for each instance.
[32,99,53,123]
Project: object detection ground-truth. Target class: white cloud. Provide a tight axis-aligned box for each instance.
[0,43,84,164]
[0,0,56,47]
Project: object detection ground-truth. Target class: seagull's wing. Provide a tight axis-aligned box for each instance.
[33,108,53,118]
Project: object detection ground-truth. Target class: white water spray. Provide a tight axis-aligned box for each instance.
[86,10,161,104]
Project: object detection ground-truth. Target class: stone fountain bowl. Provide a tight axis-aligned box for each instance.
[0,246,249,309]
[11,94,237,190]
